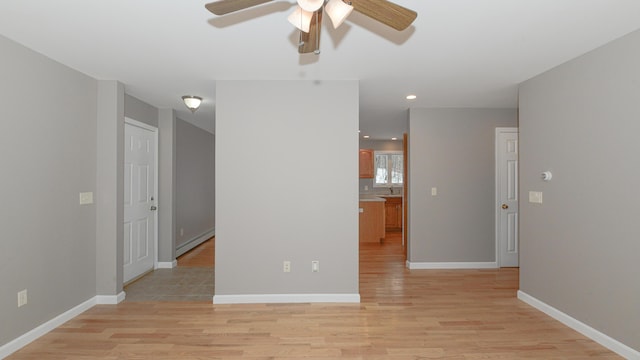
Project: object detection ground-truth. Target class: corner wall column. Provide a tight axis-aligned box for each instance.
[158,109,177,264]
[95,80,125,297]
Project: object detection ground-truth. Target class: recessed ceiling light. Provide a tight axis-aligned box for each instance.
[363,135,370,139]
[406,94,417,100]
[391,137,397,141]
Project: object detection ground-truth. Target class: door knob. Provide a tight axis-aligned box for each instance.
[501,204,508,210]
[150,205,157,211]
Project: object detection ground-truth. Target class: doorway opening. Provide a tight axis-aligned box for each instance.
[123,118,159,284]
[495,127,519,267]
[123,236,214,301]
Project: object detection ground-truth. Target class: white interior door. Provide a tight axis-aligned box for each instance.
[496,128,519,267]
[124,120,157,283]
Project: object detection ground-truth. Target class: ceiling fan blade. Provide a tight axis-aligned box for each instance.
[205,0,273,15]
[350,0,417,31]
[298,8,323,54]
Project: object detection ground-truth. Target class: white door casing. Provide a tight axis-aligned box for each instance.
[495,128,519,267]
[124,119,158,283]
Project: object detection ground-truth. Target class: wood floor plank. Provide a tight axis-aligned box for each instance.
[177,237,215,268]
[7,233,623,359]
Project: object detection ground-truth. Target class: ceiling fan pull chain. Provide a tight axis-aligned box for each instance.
[314,11,321,55]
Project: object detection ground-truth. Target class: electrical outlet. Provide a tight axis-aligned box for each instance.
[180,228,184,237]
[283,261,291,273]
[311,261,319,273]
[17,289,27,307]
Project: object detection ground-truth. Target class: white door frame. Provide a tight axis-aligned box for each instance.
[124,117,159,276]
[495,127,519,267]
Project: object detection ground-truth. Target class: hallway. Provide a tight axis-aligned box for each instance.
[123,238,215,302]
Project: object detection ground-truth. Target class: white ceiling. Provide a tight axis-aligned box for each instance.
[1,1,639,139]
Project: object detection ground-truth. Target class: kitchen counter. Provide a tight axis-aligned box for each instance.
[359,194,386,202]
[359,194,402,201]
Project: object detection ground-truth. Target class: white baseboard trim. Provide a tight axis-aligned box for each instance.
[517,290,639,359]
[156,260,177,269]
[96,291,126,305]
[0,297,96,359]
[176,228,215,257]
[406,261,497,269]
[213,293,361,304]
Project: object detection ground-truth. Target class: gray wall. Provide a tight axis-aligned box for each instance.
[359,139,403,194]
[519,29,640,351]
[0,35,98,345]
[215,80,359,298]
[158,109,177,263]
[176,118,215,251]
[125,94,158,128]
[407,108,517,264]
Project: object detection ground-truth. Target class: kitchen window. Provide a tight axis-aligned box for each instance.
[374,151,403,187]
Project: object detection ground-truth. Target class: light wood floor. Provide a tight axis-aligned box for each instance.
[177,237,215,268]
[8,232,620,359]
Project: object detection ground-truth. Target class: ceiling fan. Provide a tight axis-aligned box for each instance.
[205,0,417,54]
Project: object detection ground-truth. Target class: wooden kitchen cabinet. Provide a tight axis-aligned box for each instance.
[384,197,403,232]
[359,149,374,178]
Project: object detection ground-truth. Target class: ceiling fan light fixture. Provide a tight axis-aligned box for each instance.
[288,6,314,33]
[182,95,202,113]
[297,0,323,12]
[325,0,353,28]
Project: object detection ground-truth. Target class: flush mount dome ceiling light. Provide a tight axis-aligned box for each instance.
[205,0,417,55]
[182,95,202,113]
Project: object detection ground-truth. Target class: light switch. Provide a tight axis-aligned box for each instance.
[431,187,437,196]
[529,191,543,204]
[79,192,94,205]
